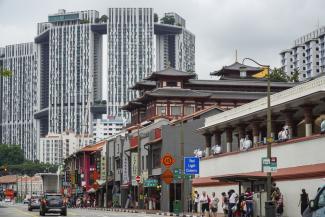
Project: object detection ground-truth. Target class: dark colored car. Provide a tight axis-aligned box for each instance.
[40,193,67,216]
[28,197,41,211]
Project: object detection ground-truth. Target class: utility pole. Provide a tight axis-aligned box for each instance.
[137,124,142,209]
[105,141,109,208]
[180,111,185,214]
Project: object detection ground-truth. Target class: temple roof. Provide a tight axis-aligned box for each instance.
[146,88,211,98]
[130,80,156,90]
[187,79,296,88]
[210,62,262,76]
[145,68,197,80]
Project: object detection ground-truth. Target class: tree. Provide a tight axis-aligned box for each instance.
[289,69,299,82]
[269,67,299,83]
[8,161,58,176]
[0,68,13,77]
[0,144,24,166]
[269,67,288,82]
[100,15,108,23]
[160,15,175,25]
[154,13,158,23]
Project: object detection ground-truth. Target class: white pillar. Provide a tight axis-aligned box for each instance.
[305,123,312,137]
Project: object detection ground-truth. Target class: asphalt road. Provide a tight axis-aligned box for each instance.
[0,203,156,217]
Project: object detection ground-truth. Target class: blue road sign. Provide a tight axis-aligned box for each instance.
[184,157,200,175]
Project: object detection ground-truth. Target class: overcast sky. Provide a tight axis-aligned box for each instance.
[1,0,325,80]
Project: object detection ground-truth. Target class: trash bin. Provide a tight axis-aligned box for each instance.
[173,200,181,215]
[265,201,276,217]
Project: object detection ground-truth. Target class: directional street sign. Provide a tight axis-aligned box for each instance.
[161,153,176,168]
[173,168,182,180]
[184,157,200,175]
[262,157,277,173]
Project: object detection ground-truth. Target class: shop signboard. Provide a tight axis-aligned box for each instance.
[144,179,158,187]
[100,156,106,181]
[122,153,129,185]
[131,152,138,186]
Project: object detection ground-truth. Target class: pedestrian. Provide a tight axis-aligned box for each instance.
[199,191,210,216]
[245,188,253,217]
[93,198,96,208]
[298,189,309,216]
[221,192,229,217]
[193,191,199,213]
[228,189,238,217]
[273,188,283,217]
[210,192,219,217]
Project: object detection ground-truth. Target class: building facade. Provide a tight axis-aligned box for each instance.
[92,116,125,143]
[195,75,325,216]
[106,8,196,119]
[39,132,92,164]
[0,43,38,160]
[280,26,325,80]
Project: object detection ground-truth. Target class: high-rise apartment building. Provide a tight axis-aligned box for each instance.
[106,8,155,118]
[155,12,195,72]
[106,8,195,118]
[0,8,195,163]
[280,26,325,80]
[0,43,38,160]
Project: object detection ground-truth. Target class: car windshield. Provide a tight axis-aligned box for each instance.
[46,195,62,201]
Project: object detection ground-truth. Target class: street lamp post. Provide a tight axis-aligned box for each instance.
[241,58,273,215]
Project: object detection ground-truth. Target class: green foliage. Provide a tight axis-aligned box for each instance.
[80,19,90,24]
[8,161,58,176]
[269,67,299,83]
[154,13,158,22]
[0,144,24,165]
[0,68,13,77]
[0,144,58,176]
[100,15,108,23]
[160,15,175,25]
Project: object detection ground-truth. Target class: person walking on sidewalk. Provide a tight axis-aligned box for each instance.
[200,191,210,216]
[298,189,309,216]
[245,188,254,217]
[221,192,229,217]
[210,192,219,217]
[228,189,238,217]
[193,191,199,213]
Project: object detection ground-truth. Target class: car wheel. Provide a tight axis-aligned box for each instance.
[28,207,32,211]
[61,208,67,216]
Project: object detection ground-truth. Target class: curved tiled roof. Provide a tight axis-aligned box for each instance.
[210,61,262,76]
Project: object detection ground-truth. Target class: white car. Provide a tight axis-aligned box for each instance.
[4,198,11,203]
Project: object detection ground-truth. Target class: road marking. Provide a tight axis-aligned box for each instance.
[13,207,38,217]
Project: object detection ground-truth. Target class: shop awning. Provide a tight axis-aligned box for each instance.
[193,163,325,187]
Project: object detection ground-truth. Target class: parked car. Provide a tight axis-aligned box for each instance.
[303,185,325,217]
[28,196,40,211]
[40,193,67,216]
[4,197,11,203]
[23,198,29,204]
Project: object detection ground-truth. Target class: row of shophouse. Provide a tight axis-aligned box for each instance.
[0,175,43,200]
[62,63,325,216]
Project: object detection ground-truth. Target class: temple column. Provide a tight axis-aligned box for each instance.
[213,129,222,146]
[283,109,296,139]
[203,132,212,156]
[303,105,314,137]
[251,122,260,146]
[226,127,233,152]
[236,124,246,149]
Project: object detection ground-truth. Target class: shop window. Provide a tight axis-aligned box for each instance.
[152,148,161,168]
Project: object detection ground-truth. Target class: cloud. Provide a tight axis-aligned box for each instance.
[1,0,325,81]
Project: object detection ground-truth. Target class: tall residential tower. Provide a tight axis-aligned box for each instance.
[280,26,325,80]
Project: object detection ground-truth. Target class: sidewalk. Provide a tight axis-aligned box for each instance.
[79,207,225,217]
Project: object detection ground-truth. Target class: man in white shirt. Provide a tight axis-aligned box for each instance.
[210,192,219,217]
[228,190,238,217]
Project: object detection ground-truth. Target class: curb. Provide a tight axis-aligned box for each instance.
[78,207,202,217]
